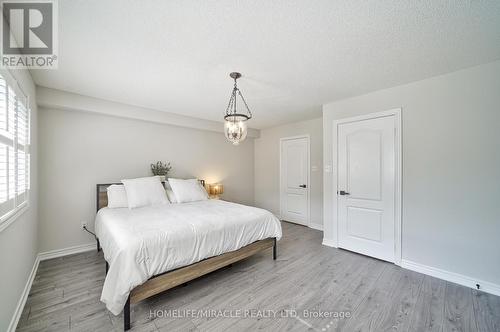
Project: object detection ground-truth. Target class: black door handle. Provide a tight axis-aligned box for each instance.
[299,184,307,188]
[338,190,350,195]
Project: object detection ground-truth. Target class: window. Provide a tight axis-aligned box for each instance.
[0,73,30,229]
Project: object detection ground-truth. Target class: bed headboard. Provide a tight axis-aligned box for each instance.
[96,179,205,212]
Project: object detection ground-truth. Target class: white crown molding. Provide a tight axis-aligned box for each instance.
[36,86,260,138]
[401,259,500,297]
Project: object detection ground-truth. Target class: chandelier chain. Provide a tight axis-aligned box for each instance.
[237,89,252,118]
[224,77,252,119]
[224,89,235,116]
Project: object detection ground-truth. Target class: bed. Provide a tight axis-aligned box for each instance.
[94,182,282,330]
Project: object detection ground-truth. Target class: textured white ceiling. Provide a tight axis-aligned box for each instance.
[32,0,500,129]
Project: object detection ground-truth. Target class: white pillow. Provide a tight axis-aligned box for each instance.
[168,178,208,203]
[121,176,169,209]
[106,185,128,208]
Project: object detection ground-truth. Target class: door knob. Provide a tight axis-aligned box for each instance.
[299,184,307,188]
[338,190,350,195]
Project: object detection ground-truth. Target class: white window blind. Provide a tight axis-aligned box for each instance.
[0,73,30,225]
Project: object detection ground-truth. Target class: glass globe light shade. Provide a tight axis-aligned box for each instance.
[224,115,248,145]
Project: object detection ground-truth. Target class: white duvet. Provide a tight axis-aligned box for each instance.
[95,199,282,315]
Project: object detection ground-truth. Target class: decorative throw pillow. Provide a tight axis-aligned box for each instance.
[121,176,169,209]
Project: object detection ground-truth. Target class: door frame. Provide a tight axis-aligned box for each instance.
[279,134,311,227]
[331,109,402,265]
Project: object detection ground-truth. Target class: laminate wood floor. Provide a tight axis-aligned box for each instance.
[17,222,500,332]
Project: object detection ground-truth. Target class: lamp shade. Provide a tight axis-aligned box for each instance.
[209,183,224,196]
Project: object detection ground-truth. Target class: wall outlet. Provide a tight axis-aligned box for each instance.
[81,221,88,229]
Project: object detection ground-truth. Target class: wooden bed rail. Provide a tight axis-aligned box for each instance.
[122,237,277,330]
[130,238,275,303]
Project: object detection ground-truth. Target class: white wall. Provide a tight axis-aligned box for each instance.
[0,70,38,332]
[323,60,500,287]
[255,118,323,229]
[38,107,255,252]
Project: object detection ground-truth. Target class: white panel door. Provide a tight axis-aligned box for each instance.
[338,116,395,262]
[280,137,309,225]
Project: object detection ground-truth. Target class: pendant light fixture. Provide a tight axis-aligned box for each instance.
[224,72,252,145]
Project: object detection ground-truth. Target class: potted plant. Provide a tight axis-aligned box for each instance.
[150,161,172,181]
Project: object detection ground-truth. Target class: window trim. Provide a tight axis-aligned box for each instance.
[0,69,31,233]
[0,203,28,232]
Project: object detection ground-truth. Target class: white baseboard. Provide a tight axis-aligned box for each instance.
[308,223,323,231]
[7,255,40,332]
[38,242,96,261]
[8,242,97,331]
[322,237,337,248]
[401,259,500,297]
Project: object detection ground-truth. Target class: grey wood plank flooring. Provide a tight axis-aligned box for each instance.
[472,289,500,332]
[408,276,447,332]
[16,222,500,332]
[443,283,477,331]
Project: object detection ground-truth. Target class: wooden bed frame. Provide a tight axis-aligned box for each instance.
[95,182,277,331]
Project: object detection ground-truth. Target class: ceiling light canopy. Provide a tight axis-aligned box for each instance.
[224,72,252,145]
